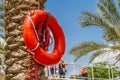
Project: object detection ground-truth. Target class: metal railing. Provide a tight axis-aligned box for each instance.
[44,62,120,80]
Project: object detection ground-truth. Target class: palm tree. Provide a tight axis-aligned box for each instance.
[4,0,47,80]
[70,0,120,64]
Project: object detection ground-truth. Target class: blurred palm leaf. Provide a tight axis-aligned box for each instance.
[70,41,108,62]
[70,0,120,64]
[89,50,106,63]
[80,0,120,42]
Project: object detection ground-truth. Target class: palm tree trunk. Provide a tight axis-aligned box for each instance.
[4,0,47,80]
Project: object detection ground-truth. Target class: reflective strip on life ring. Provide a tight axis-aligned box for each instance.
[23,10,66,65]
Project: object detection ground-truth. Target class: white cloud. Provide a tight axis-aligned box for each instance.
[90,51,120,67]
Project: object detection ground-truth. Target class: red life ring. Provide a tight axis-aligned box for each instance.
[23,10,66,65]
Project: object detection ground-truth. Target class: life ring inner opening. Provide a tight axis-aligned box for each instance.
[35,21,54,53]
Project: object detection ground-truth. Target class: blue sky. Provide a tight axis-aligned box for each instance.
[45,0,109,77]
[45,0,103,65]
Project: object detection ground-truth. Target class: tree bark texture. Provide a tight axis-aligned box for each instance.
[4,0,47,80]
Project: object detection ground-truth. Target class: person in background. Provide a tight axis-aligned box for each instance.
[58,59,67,78]
[50,65,57,77]
[80,65,88,80]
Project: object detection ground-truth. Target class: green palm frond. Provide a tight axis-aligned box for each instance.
[97,0,120,27]
[80,11,111,29]
[80,0,120,42]
[110,44,120,50]
[97,0,120,41]
[76,0,120,64]
[97,4,118,27]
[88,44,120,64]
[99,0,119,17]
[93,62,109,67]
[89,50,106,64]
[103,27,120,41]
[70,41,108,62]
[80,11,120,41]
[90,44,120,64]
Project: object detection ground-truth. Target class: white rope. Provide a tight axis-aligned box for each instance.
[31,42,40,52]
[27,15,40,53]
[27,15,40,41]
